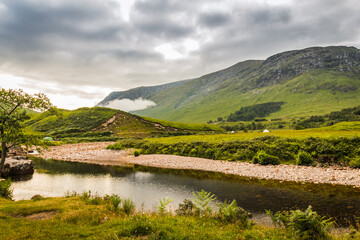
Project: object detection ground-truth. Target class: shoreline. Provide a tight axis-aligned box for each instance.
[37,142,360,187]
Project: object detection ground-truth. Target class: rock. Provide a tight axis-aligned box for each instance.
[1,158,34,178]
[31,194,44,200]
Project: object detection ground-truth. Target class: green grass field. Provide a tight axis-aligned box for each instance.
[136,70,360,123]
[0,196,356,240]
[145,127,360,144]
[24,107,223,140]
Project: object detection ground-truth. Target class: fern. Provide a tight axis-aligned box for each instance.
[218,199,252,226]
[192,189,217,216]
[267,206,333,240]
[157,197,173,214]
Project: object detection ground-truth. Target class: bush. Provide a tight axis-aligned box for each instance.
[0,178,13,200]
[106,143,124,150]
[105,194,122,212]
[349,156,360,168]
[267,206,333,240]
[175,199,198,216]
[217,199,252,226]
[133,150,140,157]
[296,151,313,166]
[80,190,92,201]
[252,150,280,165]
[134,136,360,167]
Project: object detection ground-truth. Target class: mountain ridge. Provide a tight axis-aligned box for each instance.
[99,46,360,123]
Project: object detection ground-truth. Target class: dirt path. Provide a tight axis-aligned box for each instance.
[37,142,360,187]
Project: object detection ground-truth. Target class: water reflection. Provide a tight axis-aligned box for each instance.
[12,158,360,225]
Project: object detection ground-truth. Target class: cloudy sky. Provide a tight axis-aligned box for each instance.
[0,0,359,109]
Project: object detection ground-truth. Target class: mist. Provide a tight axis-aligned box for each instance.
[104,98,156,112]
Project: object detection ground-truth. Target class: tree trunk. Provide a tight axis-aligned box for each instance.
[0,139,6,174]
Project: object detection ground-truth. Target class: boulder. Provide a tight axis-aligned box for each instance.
[1,158,34,178]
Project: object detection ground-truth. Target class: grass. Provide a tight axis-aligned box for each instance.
[135,69,360,123]
[142,116,223,131]
[24,107,222,140]
[316,122,360,131]
[144,129,360,144]
[0,196,357,239]
[25,107,118,135]
[105,127,360,167]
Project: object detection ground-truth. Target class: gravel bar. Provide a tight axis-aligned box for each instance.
[38,142,360,187]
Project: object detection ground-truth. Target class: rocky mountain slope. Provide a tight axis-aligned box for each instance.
[99,46,360,123]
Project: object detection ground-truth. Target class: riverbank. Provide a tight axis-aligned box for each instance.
[37,142,360,187]
[1,195,353,240]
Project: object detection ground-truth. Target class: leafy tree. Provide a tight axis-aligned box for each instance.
[0,88,53,174]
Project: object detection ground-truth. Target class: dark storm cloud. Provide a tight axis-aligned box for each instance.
[0,0,125,52]
[249,7,291,25]
[0,0,359,98]
[133,18,194,39]
[198,12,230,28]
[131,0,197,39]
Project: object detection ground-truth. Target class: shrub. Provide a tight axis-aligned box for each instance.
[80,190,92,201]
[296,151,313,166]
[349,156,360,168]
[106,143,124,150]
[0,178,13,200]
[267,206,333,240]
[252,150,280,165]
[175,199,198,216]
[122,198,135,215]
[133,150,140,157]
[115,139,145,148]
[294,124,305,130]
[105,194,122,212]
[31,194,44,201]
[217,199,252,226]
[89,196,102,205]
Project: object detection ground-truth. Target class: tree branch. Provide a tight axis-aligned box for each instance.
[8,103,21,116]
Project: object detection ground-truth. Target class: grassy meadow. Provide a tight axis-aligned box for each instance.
[144,127,360,144]
[108,122,360,167]
[0,193,358,240]
[24,107,223,142]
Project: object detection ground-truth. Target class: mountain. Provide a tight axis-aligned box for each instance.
[97,79,189,106]
[25,107,222,138]
[99,46,360,123]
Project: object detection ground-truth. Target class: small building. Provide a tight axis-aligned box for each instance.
[263,129,270,133]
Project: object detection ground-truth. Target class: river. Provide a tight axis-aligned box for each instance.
[12,158,360,225]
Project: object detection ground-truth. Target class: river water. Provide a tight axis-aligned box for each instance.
[12,158,360,225]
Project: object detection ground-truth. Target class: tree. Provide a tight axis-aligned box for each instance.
[0,88,54,174]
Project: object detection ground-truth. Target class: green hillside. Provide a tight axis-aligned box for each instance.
[25,107,222,139]
[130,46,360,123]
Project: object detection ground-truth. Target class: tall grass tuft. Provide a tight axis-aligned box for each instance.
[0,178,13,200]
[122,198,135,215]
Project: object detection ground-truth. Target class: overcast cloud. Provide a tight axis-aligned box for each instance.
[0,0,359,109]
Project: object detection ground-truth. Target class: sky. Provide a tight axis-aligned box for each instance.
[0,0,359,110]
